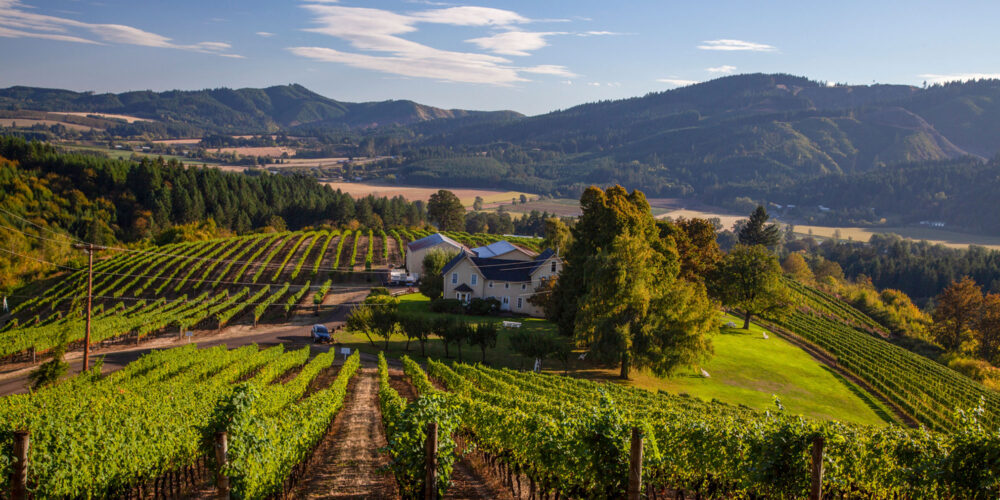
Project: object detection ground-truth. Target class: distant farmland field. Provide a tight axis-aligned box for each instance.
[323,181,533,206]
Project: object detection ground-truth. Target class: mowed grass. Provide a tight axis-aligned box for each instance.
[584,314,894,426]
[334,294,892,426]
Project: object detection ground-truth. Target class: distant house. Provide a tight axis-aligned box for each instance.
[471,241,538,261]
[441,249,561,317]
[405,233,466,278]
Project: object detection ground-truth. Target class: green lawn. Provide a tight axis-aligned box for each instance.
[598,314,895,426]
[335,294,893,426]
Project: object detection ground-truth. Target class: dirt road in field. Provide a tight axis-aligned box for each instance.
[0,289,370,396]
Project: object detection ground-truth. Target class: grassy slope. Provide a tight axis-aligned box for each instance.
[335,294,890,426]
[610,313,891,426]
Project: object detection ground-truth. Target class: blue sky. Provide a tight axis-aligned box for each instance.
[1,0,999,116]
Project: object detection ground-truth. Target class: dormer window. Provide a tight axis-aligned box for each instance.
[551,261,557,273]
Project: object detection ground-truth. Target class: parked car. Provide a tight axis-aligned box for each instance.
[311,324,331,343]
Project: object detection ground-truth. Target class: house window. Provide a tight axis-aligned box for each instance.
[504,283,509,289]
[521,283,526,290]
[488,281,494,288]
[517,297,523,309]
[471,274,478,286]
[551,261,557,273]
[451,273,458,284]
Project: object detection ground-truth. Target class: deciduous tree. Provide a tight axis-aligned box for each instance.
[710,244,790,329]
[933,276,984,352]
[575,232,718,379]
[977,293,1000,364]
[418,249,457,300]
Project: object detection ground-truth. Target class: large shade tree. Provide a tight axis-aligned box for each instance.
[575,231,718,379]
[710,244,790,329]
[552,185,718,379]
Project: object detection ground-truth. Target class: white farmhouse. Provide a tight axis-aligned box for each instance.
[405,233,466,279]
[441,249,560,317]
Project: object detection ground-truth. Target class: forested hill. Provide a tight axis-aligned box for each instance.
[0,84,522,134]
[401,74,1000,200]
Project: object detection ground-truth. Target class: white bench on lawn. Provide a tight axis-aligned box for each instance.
[502,321,522,328]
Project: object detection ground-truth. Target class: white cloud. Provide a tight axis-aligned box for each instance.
[292,3,579,85]
[256,31,275,37]
[919,73,1000,84]
[0,0,241,57]
[409,6,529,26]
[657,78,699,87]
[587,82,601,87]
[706,65,737,74]
[521,64,576,77]
[290,46,525,84]
[698,39,776,52]
[578,30,624,36]
[466,30,565,56]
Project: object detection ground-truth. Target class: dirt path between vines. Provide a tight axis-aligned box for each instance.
[294,366,399,499]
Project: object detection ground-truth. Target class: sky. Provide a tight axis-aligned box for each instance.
[1,0,999,116]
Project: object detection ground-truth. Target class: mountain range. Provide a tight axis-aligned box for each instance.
[0,83,521,133]
[5,74,1000,233]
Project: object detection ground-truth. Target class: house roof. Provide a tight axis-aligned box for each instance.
[471,240,537,258]
[443,248,558,283]
[454,283,474,293]
[406,233,464,252]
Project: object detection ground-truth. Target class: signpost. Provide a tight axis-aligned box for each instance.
[340,347,351,360]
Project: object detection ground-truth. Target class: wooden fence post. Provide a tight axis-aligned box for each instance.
[10,430,29,500]
[627,427,643,500]
[424,422,438,500]
[810,435,824,500]
[215,431,230,500]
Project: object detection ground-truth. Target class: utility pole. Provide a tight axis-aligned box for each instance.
[73,243,95,371]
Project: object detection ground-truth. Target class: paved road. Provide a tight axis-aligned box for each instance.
[0,290,370,396]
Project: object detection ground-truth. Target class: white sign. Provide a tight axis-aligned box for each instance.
[185,331,194,337]
[533,358,542,373]
[340,347,351,359]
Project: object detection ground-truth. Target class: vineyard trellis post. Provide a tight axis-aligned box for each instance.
[215,431,230,500]
[10,430,29,500]
[810,435,824,500]
[424,421,438,500]
[627,427,643,500]
[72,243,96,371]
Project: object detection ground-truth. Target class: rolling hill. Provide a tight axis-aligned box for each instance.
[0,83,522,134]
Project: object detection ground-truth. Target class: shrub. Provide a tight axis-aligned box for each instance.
[465,297,500,316]
[430,298,464,314]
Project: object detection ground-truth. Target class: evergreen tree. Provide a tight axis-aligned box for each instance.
[427,189,465,231]
[738,206,781,248]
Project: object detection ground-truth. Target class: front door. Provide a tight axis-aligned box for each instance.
[501,296,510,311]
